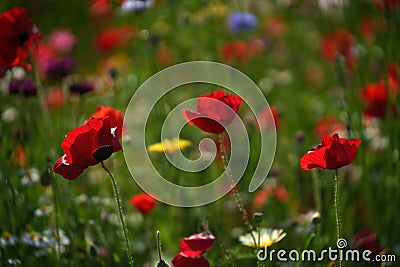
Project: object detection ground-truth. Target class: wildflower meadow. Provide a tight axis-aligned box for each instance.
[0,0,399,266]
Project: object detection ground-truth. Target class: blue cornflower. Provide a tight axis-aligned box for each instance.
[227,12,258,33]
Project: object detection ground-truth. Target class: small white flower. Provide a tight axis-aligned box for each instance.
[239,228,286,248]
[2,107,18,123]
[20,168,40,186]
[294,210,321,234]
[34,205,53,217]
[75,194,88,204]
[364,119,389,151]
[21,231,48,248]
[11,67,26,80]
[1,231,17,247]
[47,230,71,250]
[7,258,22,265]
[318,0,347,12]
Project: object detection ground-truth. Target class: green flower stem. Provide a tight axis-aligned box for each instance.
[50,167,61,266]
[311,170,322,236]
[101,162,134,267]
[334,169,343,267]
[218,134,258,251]
[256,226,262,267]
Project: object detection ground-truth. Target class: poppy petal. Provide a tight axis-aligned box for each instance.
[172,253,210,267]
[183,110,226,134]
[53,154,86,180]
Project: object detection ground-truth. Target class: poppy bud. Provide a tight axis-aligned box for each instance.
[253,212,264,226]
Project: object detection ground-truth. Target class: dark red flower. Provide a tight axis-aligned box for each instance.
[0,7,41,71]
[375,0,400,11]
[300,133,361,170]
[172,253,210,267]
[129,193,156,214]
[183,90,242,134]
[53,117,121,180]
[8,78,37,97]
[351,229,378,256]
[91,106,124,136]
[321,29,355,68]
[180,233,215,257]
[359,81,388,119]
[172,233,215,267]
[44,56,75,80]
[69,81,95,95]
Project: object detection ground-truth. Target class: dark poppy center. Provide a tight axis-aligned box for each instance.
[93,145,114,162]
[19,32,31,45]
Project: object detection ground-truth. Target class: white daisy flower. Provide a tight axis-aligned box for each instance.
[20,168,40,186]
[294,210,321,235]
[1,231,17,247]
[239,228,286,248]
[21,231,48,248]
[34,205,53,217]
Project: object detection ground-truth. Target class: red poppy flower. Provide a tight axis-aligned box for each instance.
[183,90,242,134]
[300,133,361,170]
[313,116,346,138]
[0,7,41,71]
[180,233,215,257]
[359,81,388,119]
[172,253,210,267]
[264,17,287,38]
[53,117,122,180]
[90,0,114,20]
[221,41,249,62]
[91,106,124,136]
[255,106,280,130]
[387,63,399,96]
[253,187,273,208]
[45,87,65,110]
[320,29,355,69]
[129,193,156,214]
[273,184,289,201]
[172,232,215,267]
[95,26,136,52]
[360,17,375,40]
[16,144,26,168]
[156,46,173,67]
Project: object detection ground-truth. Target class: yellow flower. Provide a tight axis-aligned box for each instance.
[239,228,286,248]
[206,2,228,18]
[147,138,191,153]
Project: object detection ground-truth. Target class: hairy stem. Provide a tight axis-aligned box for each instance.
[101,162,134,267]
[218,134,258,250]
[334,169,343,267]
